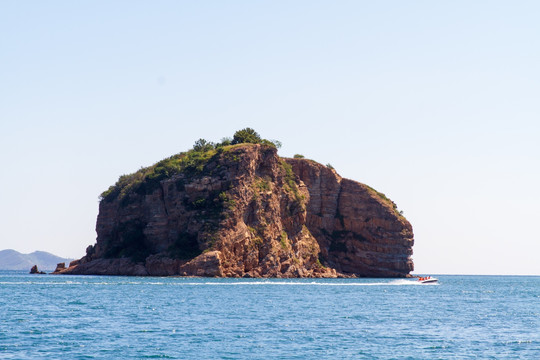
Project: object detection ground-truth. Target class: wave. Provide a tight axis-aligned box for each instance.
[171,279,433,286]
[0,279,438,286]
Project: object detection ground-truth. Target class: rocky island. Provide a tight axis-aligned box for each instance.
[56,129,414,278]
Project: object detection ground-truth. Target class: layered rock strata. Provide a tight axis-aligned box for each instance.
[56,144,413,277]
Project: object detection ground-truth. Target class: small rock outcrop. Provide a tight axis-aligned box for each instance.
[53,263,66,273]
[56,138,414,278]
[29,265,46,274]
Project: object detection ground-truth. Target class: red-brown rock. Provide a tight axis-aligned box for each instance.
[29,265,46,274]
[59,144,414,277]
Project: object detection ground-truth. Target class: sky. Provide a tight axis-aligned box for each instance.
[1,1,539,275]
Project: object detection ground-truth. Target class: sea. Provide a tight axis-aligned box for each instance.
[0,272,538,359]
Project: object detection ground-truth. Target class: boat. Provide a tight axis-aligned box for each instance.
[418,276,438,284]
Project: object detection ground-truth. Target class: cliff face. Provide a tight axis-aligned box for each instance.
[58,144,413,277]
[285,159,414,277]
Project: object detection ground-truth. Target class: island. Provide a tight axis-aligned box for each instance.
[55,129,414,278]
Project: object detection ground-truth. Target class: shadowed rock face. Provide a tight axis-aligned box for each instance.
[56,144,413,278]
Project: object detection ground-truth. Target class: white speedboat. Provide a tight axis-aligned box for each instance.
[418,276,438,284]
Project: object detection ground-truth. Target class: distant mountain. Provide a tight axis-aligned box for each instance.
[0,249,74,271]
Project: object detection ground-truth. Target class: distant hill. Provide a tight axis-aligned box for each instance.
[0,249,74,271]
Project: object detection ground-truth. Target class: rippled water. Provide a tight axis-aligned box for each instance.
[1,272,538,359]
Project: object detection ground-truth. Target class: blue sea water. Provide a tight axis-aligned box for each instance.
[0,272,538,359]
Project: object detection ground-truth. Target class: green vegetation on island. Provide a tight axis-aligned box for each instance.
[100,128,280,203]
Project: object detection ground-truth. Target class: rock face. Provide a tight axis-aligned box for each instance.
[57,144,413,277]
[285,159,414,277]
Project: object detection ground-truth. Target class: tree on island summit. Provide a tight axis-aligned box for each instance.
[231,128,262,145]
[231,128,282,148]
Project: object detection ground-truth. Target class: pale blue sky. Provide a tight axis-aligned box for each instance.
[1,1,539,274]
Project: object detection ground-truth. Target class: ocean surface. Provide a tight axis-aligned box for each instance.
[0,272,538,359]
